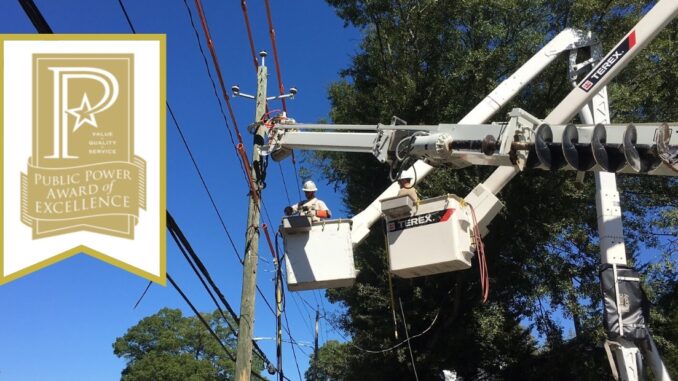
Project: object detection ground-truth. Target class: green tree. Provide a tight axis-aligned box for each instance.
[308,0,678,379]
[304,340,352,381]
[113,308,262,381]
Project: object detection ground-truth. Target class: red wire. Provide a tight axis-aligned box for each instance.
[193,0,244,147]
[237,144,259,203]
[261,224,279,263]
[239,0,260,71]
[263,0,287,113]
[469,204,490,302]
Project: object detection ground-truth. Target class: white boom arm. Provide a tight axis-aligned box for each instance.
[266,19,678,244]
[268,28,605,243]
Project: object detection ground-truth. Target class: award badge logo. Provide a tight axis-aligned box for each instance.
[1,35,166,284]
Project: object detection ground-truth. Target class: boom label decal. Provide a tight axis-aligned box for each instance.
[580,31,637,92]
[387,208,454,232]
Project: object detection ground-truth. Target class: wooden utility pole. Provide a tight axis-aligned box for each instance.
[235,51,268,381]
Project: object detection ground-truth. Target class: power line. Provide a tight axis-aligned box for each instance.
[133,281,153,309]
[239,0,259,71]
[117,0,245,267]
[167,105,244,263]
[168,214,238,333]
[283,309,305,381]
[167,273,236,362]
[179,0,250,183]
[167,211,274,367]
[262,0,287,112]
[17,0,52,33]
[114,1,283,373]
[116,0,137,33]
[191,0,245,146]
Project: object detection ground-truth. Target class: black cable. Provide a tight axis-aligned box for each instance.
[283,310,305,381]
[168,273,269,381]
[180,0,248,177]
[18,0,53,33]
[167,105,244,263]
[167,211,274,366]
[117,0,245,265]
[167,273,236,362]
[116,0,137,33]
[168,218,237,334]
[133,281,153,309]
[277,162,292,205]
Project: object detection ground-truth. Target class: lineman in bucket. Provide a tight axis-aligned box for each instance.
[397,172,419,202]
[284,180,332,221]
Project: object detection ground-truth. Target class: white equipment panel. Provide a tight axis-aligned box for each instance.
[282,218,357,291]
[383,195,474,278]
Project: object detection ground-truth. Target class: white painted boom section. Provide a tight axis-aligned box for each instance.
[350,28,601,244]
[548,0,678,124]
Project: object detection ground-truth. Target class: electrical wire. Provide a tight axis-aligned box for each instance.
[167,273,236,362]
[262,0,287,113]
[283,310,306,381]
[168,214,238,333]
[167,211,274,366]
[239,0,259,71]
[192,0,244,146]
[132,280,153,309]
[167,274,269,381]
[278,162,293,205]
[18,0,52,33]
[167,105,245,263]
[399,297,420,381]
[468,203,490,302]
[321,310,440,355]
[181,0,251,183]
[118,0,245,265]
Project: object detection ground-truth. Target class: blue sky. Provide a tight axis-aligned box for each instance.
[0,1,361,380]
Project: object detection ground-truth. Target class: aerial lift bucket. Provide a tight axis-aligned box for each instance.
[381,195,475,278]
[280,216,357,291]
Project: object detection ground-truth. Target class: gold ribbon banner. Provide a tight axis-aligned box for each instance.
[21,159,146,234]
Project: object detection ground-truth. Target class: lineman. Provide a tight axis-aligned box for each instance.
[396,173,419,202]
[285,180,332,221]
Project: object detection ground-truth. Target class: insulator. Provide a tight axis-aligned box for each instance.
[591,123,626,172]
[562,124,595,171]
[534,123,566,170]
[656,123,678,173]
[623,124,661,173]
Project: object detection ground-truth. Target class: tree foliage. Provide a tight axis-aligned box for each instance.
[307,0,678,380]
[113,308,261,381]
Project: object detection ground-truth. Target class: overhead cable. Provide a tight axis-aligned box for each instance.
[168,273,269,381]
[262,0,287,112]
[192,0,245,146]
[239,0,259,71]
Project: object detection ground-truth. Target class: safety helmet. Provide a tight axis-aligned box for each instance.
[302,180,318,192]
[397,172,413,181]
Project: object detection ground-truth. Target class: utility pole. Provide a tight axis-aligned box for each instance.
[235,51,268,381]
[233,51,297,381]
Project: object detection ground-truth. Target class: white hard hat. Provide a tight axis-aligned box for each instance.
[398,172,412,181]
[302,180,318,192]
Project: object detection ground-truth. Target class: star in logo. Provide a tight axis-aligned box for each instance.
[66,93,98,132]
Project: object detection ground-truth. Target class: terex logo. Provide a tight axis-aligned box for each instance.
[387,209,454,232]
[579,30,636,93]
[590,51,624,81]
